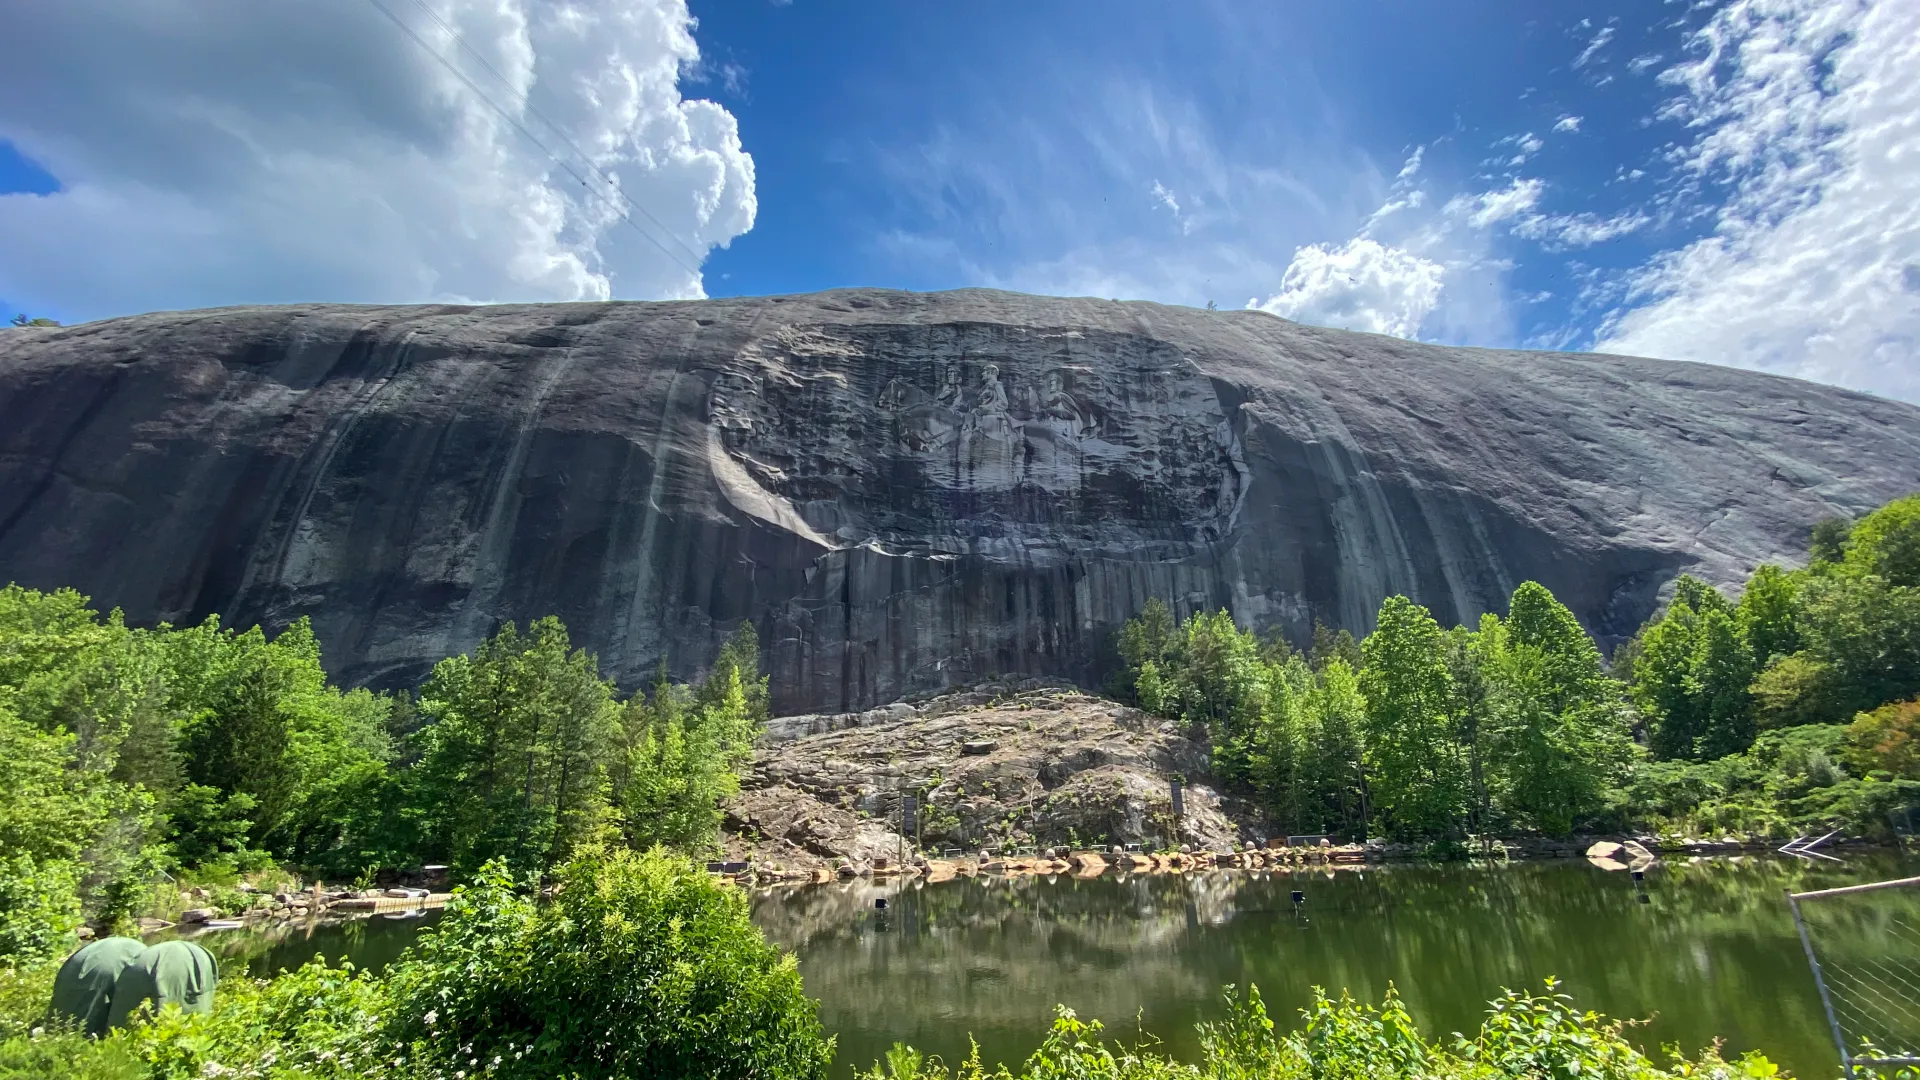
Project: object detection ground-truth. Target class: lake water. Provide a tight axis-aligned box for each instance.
[179,853,1917,1078]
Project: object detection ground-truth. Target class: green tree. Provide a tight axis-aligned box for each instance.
[1171,610,1269,735]
[0,586,167,927]
[180,635,297,840]
[1673,575,1731,618]
[1845,698,1920,779]
[619,655,761,853]
[1244,659,1309,830]
[1310,620,1363,673]
[697,621,771,725]
[1634,602,1702,759]
[1843,494,1920,587]
[1482,583,1632,833]
[1443,621,1494,831]
[1796,572,1920,719]
[1809,515,1852,565]
[1300,657,1368,837]
[1692,606,1756,760]
[1117,598,1176,701]
[162,784,268,871]
[1750,652,1838,729]
[414,618,619,875]
[0,704,91,960]
[1359,596,1468,841]
[1736,564,1801,665]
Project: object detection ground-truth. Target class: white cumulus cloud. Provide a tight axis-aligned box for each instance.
[1552,115,1583,133]
[0,0,755,321]
[1597,0,1920,401]
[1249,237,1444,339]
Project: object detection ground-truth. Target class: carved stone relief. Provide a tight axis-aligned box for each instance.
[710,322,1248,561]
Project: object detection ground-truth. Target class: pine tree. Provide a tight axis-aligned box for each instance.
[414,618,617,873]
[1310,620,1363,672]
[182,639,296,839]
[619,646,760,852]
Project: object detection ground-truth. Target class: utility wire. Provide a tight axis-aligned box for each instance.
[364,0,704,279]
[397,0,709,269]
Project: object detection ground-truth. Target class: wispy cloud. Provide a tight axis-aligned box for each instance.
[1150,179,1181,217]
[1573,24,1616,69]
[1596,0,1920,401]
[1514,209,1649,248]
[864,57,1389,311]
[1447,177,1544,229]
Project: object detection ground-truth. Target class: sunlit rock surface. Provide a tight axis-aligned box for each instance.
[2,288,1916,712]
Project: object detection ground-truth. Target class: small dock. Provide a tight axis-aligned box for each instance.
[329,892,453,913]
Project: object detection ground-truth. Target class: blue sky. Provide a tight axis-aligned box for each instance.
[688,0,1684,344]
[3,0,1917,400]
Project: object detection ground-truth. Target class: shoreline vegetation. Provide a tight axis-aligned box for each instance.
[1106,497,1920,853]
[2,848,1795,1080]
[5,494,1920,1076]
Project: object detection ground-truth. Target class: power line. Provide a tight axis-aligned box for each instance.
[364,0,705,280]
[398,0,710,270]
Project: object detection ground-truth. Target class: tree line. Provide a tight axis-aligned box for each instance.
[0,591,763,964]
[1119,494,1920,845]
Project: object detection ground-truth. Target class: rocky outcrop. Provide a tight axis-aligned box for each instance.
[3,290,1917,712]
[723,683,1250,870]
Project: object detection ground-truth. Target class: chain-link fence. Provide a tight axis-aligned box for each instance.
[1790,875,1920,1076]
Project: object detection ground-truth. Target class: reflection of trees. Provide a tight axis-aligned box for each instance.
[754,854,1916,1079]
[159,910,444,979]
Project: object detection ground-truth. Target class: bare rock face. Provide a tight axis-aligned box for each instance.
[726,685,1237,869]
[2,288,1917,712]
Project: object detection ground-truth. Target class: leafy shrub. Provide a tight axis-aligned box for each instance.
[381,845,833,1080]
[0,955,381,1080]
[1847,699,1920,778]
[855,980,1782,1080]
[0,854,80,965]
[119,958,388,1080]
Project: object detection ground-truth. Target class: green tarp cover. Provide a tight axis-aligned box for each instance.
[48,937,147,1037]
[106,940,220,1030]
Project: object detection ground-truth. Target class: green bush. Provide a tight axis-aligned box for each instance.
[854,980,1782,1080]
[117,958,387,1080]
[0,854,80,966]
[381,845,833,1080]
[0,954,383,1080]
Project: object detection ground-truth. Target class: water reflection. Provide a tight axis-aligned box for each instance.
[153,855,1916,1079]
[750,855,1917,1078]
[150,908,444,979]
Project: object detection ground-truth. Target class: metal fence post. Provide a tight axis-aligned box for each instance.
[1789,887,1856,1079]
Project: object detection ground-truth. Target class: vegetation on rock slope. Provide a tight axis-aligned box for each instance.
[1117,495,1920,844]
[5,496,1918,1077]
